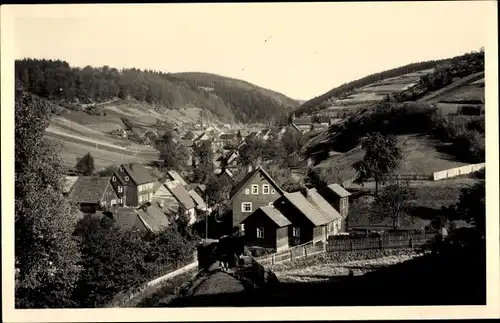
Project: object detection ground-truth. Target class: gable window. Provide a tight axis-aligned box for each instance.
[262,184,270,194]
[257,227,264,238]
[118,186,123,193]
[112,176,116,182]
[124,176,129,182]
[293,227,300,237]
[251,184,259,194]
[271,189,276,194]
[245,188,250,195]
[241,202,252,213]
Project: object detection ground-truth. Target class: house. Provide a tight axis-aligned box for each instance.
[229,166,285,229]
[63,176,79,196]
[113,204,169,235]
[217,167,235,183]
[237,129,249,142]
[241,205,291,252]
[302,188,343,235]
[166,170,188,187]
[188,189,209,213]
[257,128,272,141]
[186,183,207,197]
[219,133,239,148]
[110,163,157,207]
[153,180,197,225]
[318,183,352,230]
[273,191,337,247]
[68,176,118,213]
[291,115,313,133]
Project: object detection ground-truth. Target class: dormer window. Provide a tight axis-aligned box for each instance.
[251,184,259,194]
[124,176,129,181]
[118,186,123,193]
[112,176,116,182]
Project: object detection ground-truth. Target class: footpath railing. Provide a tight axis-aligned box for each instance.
[253,231,437,268]
[106,253,198,308]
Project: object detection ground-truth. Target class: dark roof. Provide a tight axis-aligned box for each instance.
[188,190,207,209]
[283,192,332,226]
[68,176,112,203]
[166,170,188,186]
[114,208,148,232]
[305,188,342,221]
[136,205,170,232]
[166,182,196,209]
[121,163,156,185]
[179,139,194,147]
[294,117,312,125]
[219,133,237,140]
[327,183,352,198]
[229,166,285,200]
[258,206,291,227]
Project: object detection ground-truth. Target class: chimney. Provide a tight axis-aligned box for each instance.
[247,164,253,173]
[300,187,309,198]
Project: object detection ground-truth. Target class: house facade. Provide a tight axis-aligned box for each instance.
[110,163,157,207]
[68,176,118,213]
[241,206,291,252]
[318,183,351,230]
[229,166,285,229]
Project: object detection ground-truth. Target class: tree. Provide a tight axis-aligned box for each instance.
[15,89,82,308]
[75,152,95,176]
[157,132,190,171]
[454,177,485,237]
[370,181,415,231]
[205,174,233,208]
[184,130,195,140]
[353,132,402,195]
[281,128,304,155]
[238,136,265,168]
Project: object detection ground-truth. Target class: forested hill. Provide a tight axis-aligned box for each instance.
[15,58,299,123]
[295,50,484,117]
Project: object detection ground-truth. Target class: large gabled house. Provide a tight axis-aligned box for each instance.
[110,163,157,207]
[68,176,118,213]
[291,115,313,133]
[229,166,285,229]
[113,203,169,235]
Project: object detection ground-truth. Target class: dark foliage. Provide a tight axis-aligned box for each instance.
[15,58,297,123]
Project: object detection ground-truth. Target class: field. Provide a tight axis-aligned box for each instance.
[314,134,467,180]
[272,249,422,283]
[329,69,434,105]
[46,99,234,170]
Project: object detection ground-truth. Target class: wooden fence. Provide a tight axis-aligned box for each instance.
[253,231,436,268]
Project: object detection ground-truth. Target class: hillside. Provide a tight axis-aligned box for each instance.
[296,50,484,117]
[15,58,299,124]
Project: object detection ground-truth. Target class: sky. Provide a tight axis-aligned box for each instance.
[8,1,495,100]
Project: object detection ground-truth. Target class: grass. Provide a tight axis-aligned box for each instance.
[314,134,467,180]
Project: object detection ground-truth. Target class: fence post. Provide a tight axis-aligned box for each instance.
[304,246,308,258]
[379,237,383,250]
[290,250,293,260]
[350,240,354,251]
[409,237,413,248]
[271,254,275,265]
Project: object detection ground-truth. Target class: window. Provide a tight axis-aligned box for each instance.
[139,195,143,203]
[293,227,300,237]
[118,186,123,193]
[257,227,264,238]
[262,184,270,194]
[251,184,259,194]
[271,189,276,194]
[241,202,252,213]
[241,224,245,231]
[112,176,116,182]
[118,198,122,204]
[268,202,273,206]
[245,188,250,195]
[125,176,129,181]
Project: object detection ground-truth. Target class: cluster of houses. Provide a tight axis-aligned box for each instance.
[228,166,351,252]
[64,157,351,253]
[64,163,210,235]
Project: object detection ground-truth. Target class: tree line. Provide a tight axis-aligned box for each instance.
[15,58,293,123]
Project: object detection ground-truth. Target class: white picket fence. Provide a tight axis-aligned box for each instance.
[432,163,485,181]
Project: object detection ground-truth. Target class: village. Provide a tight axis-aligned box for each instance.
[63,114,347,251]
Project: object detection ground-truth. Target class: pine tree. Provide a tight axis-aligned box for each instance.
[75,152,95,176]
